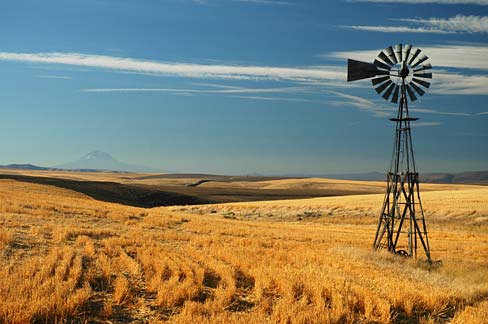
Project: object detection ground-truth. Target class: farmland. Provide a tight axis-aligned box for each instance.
[0,175,487,323]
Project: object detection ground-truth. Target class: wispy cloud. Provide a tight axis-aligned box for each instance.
[328,44,488,70]
[349,0,488,5]
[37,75,72,80]
[410,108,471,116]
[228,95,313,102]
[431,71,488,95]
[192,0,291,4]
[82,84,315,103]
[340,25,453,34]
[81,86,308,94]
[341,15,488,34]
[84,87,317,105]
[0,52,344,83]
[328,91,395,117]
[330,91,483,117]
[396,15,488,33]
[232,0,292,5]
[411,122,442,127]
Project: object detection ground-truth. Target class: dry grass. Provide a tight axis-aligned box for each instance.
[172,188,488,229]
[0,178,487,323]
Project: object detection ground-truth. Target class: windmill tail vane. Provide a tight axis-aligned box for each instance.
[346,44,433,262]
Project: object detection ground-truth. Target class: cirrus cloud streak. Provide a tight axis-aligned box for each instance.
[0,52,344,83]
[341,15,488,34]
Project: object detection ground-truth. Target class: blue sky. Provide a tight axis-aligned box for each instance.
[0,0,487,174]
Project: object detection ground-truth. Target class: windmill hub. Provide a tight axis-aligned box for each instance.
[399,63,409,79]
[346,44,433,262]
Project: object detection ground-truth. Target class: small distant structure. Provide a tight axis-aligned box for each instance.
[347,44,433,262]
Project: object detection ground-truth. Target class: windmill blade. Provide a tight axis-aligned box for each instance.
[391,85,400,103]
[372,75,390,85]
[403,44,412,63]
[406,84,417,101]
[374,59,391,71]
[376,70,390,76]
[410,82,425,96]
[394,44,402,63]
[412,77,430,88]
[411,54,428,69]
[382,83,396,101]
[408,49,421,65]
[378,51,394,66]
[413,63,432,72]
[413,72,432,79]
[347,59,379,82]
[385,46,397,64]
[375,79,392,94]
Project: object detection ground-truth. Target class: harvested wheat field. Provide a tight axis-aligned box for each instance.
[1,178,488,323]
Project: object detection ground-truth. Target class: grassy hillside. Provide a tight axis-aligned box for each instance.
[172,187,488,229]
[0,171,483,208]
[0,179,487,323]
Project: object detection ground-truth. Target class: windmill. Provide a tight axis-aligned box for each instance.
[347,44,432,261]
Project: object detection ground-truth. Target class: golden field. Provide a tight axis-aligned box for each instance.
[0,177,487,323]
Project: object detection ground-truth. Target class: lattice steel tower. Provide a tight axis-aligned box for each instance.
[346,44,432,261]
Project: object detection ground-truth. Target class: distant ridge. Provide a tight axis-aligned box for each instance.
[0,164,49,171]
[323,171,488,185]
[421,171,488,185]
[323,172,385,181]
[0,163,128,173]
[0,161,486,185]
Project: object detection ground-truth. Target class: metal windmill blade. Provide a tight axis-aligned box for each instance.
[408,48,421,65]
[382,82,396,101]
[375,79,393,94]
[413,72,432,79]
[378,51,394,66]
[410,82,425,96]
[412,77,431,88]
[403,44,412,64]
[372,75,390,85]
[374,59,391,70]
[391,85,400,104]
[405,84,418,101]
[394,44,403,63]
[411,54,429,69]
[413,63,432,72]
[385,46,398,64]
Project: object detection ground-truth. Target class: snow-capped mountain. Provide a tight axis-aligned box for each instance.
[55,151,163,173]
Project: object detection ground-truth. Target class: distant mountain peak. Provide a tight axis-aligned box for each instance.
[81,151,116,161]
[54,151,165,173]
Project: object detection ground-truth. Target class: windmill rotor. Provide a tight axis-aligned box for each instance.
[346,44,432,104]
